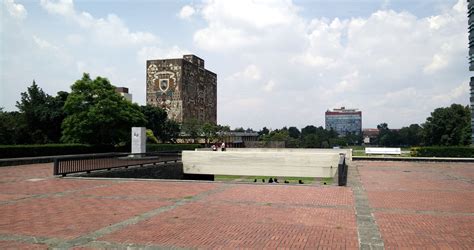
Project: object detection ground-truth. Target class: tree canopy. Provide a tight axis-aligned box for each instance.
[61,73,146,145]
[422,104,471,146]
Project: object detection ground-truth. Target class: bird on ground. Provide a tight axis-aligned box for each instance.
[262,179,265,183]
[274,178,279,183]
[269,178,273,183]
[254,179,257,182]
[284,180,289,184]
[298,180,304,184]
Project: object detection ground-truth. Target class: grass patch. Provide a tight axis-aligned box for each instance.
[215,175,314,184]
[183,196,194,199]
[321,177,333,185]
[215,175,242,181]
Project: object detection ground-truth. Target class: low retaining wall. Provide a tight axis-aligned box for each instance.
[225,148,352,165]
[183,150,343,178]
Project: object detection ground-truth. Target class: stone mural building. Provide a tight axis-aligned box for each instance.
[146,55,217,124]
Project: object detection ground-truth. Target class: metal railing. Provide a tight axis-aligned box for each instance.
[338,154,348,186]
[53,152,181,176]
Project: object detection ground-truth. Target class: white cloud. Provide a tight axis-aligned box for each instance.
[263,80,275,92]
[4,0,27,20]
[178,5,195,19]
[206,0,469,129]
[432,81,469,104]
[40,0,159,47]
[193,0,304,51]
[33,35,59,51]
[136,45,190,64]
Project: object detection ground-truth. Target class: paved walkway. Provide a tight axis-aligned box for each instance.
[0,161,472,249]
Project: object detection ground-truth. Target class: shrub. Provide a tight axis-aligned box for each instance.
[0,143,202,158]
[147,144,201,152]
[411,146,474,158]
[0,144,127,158]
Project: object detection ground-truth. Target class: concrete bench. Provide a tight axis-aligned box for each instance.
[365,147,401,155]
[182,150,344,178]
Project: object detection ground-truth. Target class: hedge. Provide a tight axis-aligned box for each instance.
[411,146,474,158]
[0,143,201,158]
[147,143,201,152]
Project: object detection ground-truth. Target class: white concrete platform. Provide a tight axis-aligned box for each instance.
[183,150,344,178]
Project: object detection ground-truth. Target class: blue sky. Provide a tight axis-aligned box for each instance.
[1,0,470,130]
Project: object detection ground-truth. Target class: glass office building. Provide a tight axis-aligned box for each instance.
[325,107,362,136]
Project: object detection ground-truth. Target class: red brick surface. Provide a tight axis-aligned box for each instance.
[376,212,474,249]
[367,190,474,213]
[0,179,112,195]
[102,201,358,249]
[359,161,474,249]
[0,196,171,239]
[0,161,472,248]
[203,184,354,206]
[76,181,218,200]
[0,163,52,182]
[0,241,48,249]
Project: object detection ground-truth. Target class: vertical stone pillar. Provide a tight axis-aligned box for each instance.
[131,127,146,154]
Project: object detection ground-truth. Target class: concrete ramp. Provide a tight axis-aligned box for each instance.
[182,151,342,178]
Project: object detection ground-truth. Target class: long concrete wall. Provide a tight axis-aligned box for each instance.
[225,148,352,162]
[182,151,342,178]
[197,148,352,161]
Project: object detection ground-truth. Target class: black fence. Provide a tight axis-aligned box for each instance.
[338,154,348,186]
[53,152,181,176]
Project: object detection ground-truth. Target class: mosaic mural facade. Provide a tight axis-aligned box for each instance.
[146,55,217,124]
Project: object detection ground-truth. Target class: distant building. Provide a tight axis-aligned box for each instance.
[116,87,132,102]
[362,128,379,144]
[146,55,217,124]
[325,107,362,136]
[468,0,474,144]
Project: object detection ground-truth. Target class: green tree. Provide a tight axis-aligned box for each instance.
[181,119,202,143]
[398,124,423,146]
[146,129,159,144]
[15,81,68,143]
[422,104,471,146]
[258,127,269,139]
[234,127,245,132]
[161,120,180,143]
[202,122,218,146]
[61,73,146,145]
[140,105,168,141]
[0,109,28,144]
[288,126,301,139]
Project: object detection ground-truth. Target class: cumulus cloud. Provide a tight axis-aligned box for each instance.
[263,80,276,92]
[32,35,60,51]
[40,0,159,47]
[136,45,190,63]
[193,0,304,51]
[198,0,469,128]
[178,5,195,19]
[4,0,27,20]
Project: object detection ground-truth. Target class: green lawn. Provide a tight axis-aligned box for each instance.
[215,175,315,184]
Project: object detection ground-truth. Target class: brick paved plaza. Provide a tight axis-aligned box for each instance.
[0,161,473,249]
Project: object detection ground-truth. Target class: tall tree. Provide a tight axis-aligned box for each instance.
[181,119,202,143]
[422,104,471,146]
[0,109,28,144]
[140,105,168,141]
[202,122,218,146]
[288,126,301,139]
[161,120,180,143]
[61,73,146,145]
[16,81,67,143]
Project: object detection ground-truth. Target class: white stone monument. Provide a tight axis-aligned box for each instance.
[131,127,146,154]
